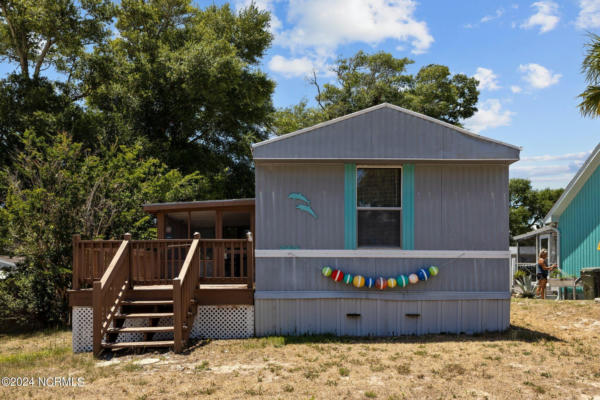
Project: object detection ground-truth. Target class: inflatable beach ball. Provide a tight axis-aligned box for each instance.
[343,273,354,285]
[365,277,375,288]
[387,277,397,288]
[429,266,439,276]
[408,273,419,284]
[396,275,409,288]
[321,266,333,277]
[353,275,365,288]
[417,268,430,281]
[375,277,387,290]
[331,269,344,282]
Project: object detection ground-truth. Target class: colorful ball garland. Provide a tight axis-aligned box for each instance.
[322,266,439,290]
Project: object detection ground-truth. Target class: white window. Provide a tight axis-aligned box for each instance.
[357,167,402,248]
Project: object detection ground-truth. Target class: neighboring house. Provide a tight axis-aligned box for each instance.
[514,142,600,279]
[0,256,22,279]
[70,103,520,354]
[252,103,520,336]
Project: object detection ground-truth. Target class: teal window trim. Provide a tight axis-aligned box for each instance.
[344,164,357,249]
[402,164,415,249]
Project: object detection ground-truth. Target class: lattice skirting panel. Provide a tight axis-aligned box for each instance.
[191,305,254,339]
[72,307,93,353]
[71,305,255,353]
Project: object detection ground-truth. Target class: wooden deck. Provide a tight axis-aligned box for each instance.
[69,233,254,356]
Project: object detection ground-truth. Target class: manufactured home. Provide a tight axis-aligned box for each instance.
[69,103,520,354]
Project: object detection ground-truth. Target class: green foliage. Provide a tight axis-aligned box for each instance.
[514,274,536,298]
[0,0,115,79]
[0,132,202,327]
[579,33,600,118]
[83,1,275,196]
[513,270,527,281]
[0,0,276,329]
[509,178,563,241]
[272,50,479,135]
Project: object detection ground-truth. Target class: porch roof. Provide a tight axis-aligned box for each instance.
[513,225,556,241]
[143,198,255,213]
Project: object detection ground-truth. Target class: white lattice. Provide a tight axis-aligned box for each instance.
[72,307,93,353]
[190,305,254,339]
[72,305,254,352]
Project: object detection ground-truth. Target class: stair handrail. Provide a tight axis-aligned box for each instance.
[173,232,200,353]
[246,231,254,289]
[92,233,131,356]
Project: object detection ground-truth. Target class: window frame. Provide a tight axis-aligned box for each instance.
[356,165,403,248]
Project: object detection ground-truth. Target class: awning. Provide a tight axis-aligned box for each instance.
[513,225,556,241]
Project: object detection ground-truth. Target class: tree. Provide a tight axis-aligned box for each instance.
[579,33,600,117]
[0,0,116,169]
[272,51,479,135]
[509,178,564,241]
[0,0,115,80]
[83,1,275,197]
[0,132,203,327]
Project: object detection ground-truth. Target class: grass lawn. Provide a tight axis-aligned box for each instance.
[1,298,599,399]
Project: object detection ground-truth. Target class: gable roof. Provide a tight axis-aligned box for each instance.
[253,103,520,162]
[544,142,600,224]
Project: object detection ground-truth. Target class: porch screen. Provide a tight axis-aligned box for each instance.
[357,167,402,247]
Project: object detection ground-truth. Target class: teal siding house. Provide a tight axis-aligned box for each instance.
[545,142,600,277]
[515,142,600,279]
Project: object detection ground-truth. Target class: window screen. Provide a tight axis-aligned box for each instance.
[357,167,402,248]
[357,168,401,207]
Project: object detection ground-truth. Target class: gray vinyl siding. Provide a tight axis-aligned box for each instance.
[253,107,520,161]
[255,163,344,250]
[256,163,509,251]
[255,299,510,336]
[414,164,509,250]
[254,256,510,336]
[255,257,509,292]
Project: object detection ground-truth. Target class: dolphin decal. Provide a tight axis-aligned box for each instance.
[288,192,310,205]
[296,204,318,219]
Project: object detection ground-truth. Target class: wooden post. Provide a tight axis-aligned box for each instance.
[156,212,165,239]
[124,233,132,288]
[173,278,182,353]
[92,280,102,356]
[246,232,253,289]
[72,234,81,290]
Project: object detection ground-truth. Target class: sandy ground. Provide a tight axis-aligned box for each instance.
[1,298,599,399]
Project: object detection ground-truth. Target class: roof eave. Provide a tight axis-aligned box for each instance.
[542,142,600,223]
[253,103,522,152]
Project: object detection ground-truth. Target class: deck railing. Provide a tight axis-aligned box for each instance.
[92,235,131,355]
[72,235,122,289]
[73,234,254,288]
[173,233,201,352]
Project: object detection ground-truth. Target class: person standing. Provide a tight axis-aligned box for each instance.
[536,249,557,299]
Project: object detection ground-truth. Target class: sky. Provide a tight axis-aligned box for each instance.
[2,1,598,189]
[207,0,600,189]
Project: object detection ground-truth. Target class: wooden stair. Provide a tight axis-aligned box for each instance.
[100,290,179,352]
